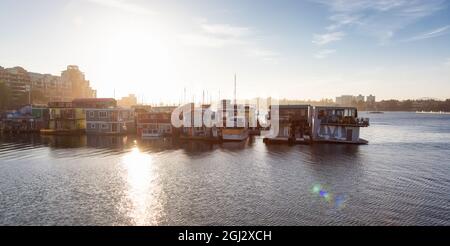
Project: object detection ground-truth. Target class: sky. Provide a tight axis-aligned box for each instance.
[1,0,450,103]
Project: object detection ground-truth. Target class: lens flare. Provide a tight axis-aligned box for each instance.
[311,184,347,210]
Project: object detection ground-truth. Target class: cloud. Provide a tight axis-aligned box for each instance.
[247,48,279,62]
[87,0,154,15]
[404,25,450,42]
[179,19,278,62]
[314,49,336,59]
[312,0,447,43]
[200,23,251,38]
[326,14,362,30]
[312,31,345,45]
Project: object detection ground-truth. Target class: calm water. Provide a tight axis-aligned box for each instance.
[0,112,449,225]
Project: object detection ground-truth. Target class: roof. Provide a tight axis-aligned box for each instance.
[315,106,357,110]
[72,98,116,103]
[270,104,311,109]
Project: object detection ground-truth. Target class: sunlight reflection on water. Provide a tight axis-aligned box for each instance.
[120,146,162,225]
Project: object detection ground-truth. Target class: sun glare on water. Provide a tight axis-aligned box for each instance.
[120,146,162,225]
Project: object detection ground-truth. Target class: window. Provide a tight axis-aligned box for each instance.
[102,124,108,129]
[89,123,96,129]
[89,111,95,118]
[99,111,107,118]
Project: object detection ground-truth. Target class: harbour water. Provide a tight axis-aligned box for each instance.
[0,112,449,225]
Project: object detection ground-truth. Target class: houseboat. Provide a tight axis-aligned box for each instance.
[66,98,134,135]
[85,108,135,135]
[218,100,249,142]
[311,106,369,144]
[136,106,176,138]
[41,101,86,135]
[263,105,312,144]
[178,103,220,141]
[0,105,48,133]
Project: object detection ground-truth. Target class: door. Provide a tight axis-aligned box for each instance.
[346,129,353,141]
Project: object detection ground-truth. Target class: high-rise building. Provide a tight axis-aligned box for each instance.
[356,94,365,103]
[366,94,376,104]
[1,65,96,106]
[0,66,31,103]
[117,94,138,108]
[335,95,356,106]
[61,65,96,100]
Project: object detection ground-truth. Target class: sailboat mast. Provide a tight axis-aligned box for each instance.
[234,74,237,105]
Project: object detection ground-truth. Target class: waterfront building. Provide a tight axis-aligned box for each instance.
[0,105,49,133]
[311,106,369,144]
[85,108,135,135]
[179,103,219,140]
[1,65,96,105]
[41,101,86,135]
[69,98,134,135]
[217,99,249,141]
[136,107,175,138]
[263,105,312,144]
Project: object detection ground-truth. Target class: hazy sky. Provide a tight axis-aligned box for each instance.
[1,0,449,102]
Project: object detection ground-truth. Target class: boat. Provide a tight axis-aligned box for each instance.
[221,127,249,141]
[312,106,369,144]
[368,111,384,114]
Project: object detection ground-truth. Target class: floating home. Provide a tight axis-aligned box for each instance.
[73,98,135,135]
[312,106,369,144]
[41,101,86,135]
[136,106,176,138]
[0,105,49,133]
[179,103,220,141]
[264,105,369,144]
[263,105,312,144]
[85,108,135,135]
[218,100,250,142]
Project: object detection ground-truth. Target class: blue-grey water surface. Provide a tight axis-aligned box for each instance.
[0,112,449,225]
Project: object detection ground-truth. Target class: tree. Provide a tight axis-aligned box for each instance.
[15,88,47,106]
[0,81,12,110]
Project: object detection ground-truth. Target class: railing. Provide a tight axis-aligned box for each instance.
[319,117,369,127]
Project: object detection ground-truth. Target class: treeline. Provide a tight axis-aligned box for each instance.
[271,98,450,112]
[358,99,450,112]
[0,80,46,110]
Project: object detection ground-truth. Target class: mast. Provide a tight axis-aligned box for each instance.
[234,74,237,105]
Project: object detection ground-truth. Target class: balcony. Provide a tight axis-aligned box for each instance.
[319,117,369,127]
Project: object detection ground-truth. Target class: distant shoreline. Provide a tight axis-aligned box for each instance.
[360,110,450,114]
